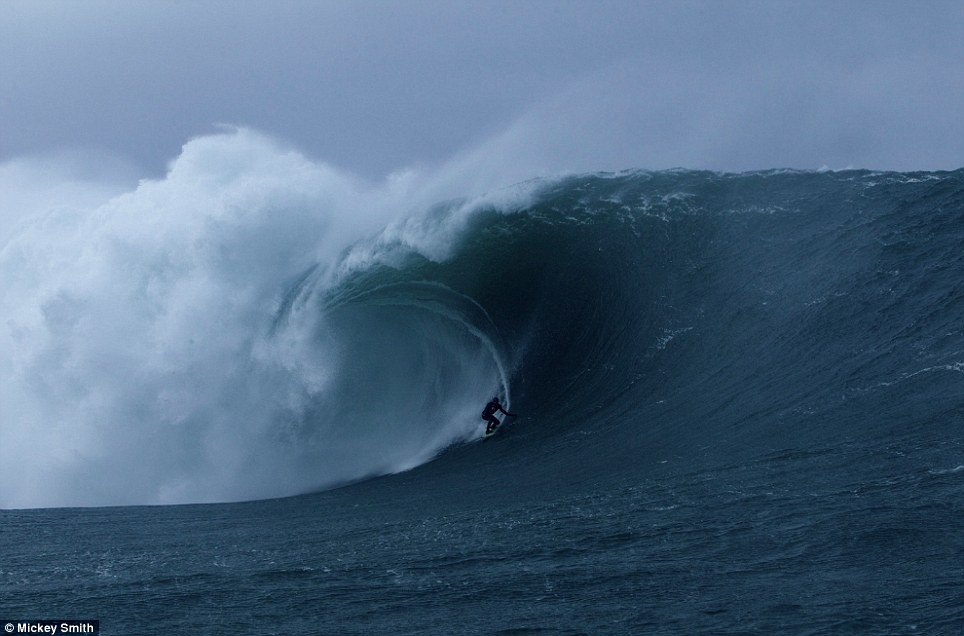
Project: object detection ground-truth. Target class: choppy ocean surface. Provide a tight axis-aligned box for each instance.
[2,137,963,633]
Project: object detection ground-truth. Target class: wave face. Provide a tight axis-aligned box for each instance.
[3,131,963,508]
[335,168,964,491]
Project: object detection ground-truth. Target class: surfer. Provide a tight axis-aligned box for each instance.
[482,397,515,435]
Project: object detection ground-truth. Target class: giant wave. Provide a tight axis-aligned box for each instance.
[2,129,963,509]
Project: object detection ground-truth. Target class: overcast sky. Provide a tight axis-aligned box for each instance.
[2,0,963,184]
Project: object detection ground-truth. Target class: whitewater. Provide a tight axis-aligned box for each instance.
[2,129,963,634]
[0,129,536,508]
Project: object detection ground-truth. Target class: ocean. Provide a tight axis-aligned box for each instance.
[2,135,963,633]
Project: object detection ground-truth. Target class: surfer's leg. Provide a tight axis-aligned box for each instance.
[484,415,499,434]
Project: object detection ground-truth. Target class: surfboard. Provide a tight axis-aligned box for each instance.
[482,415,515,440]
[482,425,501,440]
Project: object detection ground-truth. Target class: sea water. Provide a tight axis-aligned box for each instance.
[2,133,963,633]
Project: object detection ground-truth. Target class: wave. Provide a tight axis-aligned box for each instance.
[0,130,538,508]
[2,129,963,509]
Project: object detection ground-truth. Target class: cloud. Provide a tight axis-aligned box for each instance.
[1,2,962,189]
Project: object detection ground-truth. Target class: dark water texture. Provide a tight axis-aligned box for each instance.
[4,169,964,634]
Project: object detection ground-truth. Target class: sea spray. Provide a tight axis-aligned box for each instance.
[0,129,525,508]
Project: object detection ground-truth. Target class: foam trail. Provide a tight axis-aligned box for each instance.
[0,128,530,509]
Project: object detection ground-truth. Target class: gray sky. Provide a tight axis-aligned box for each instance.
[2,0,963,183]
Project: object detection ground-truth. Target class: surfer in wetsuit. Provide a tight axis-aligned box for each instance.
[482,397,515,435]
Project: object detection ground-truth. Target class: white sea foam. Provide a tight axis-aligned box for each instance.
[0,128,534,509]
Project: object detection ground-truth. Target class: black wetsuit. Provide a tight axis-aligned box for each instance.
[482,401,501,426]
[482,400,513,433]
